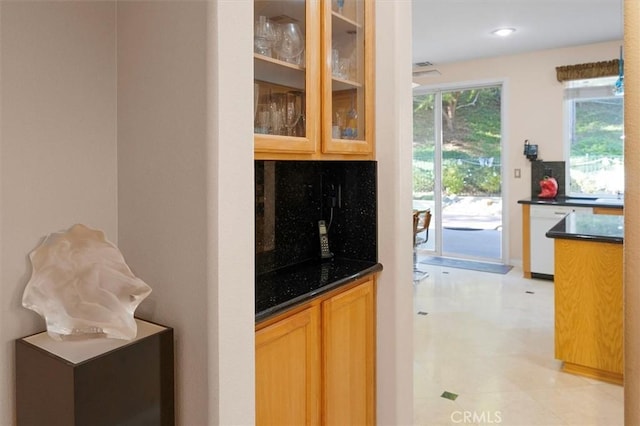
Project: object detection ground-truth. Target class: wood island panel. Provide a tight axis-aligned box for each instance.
[593,206,623,216]
[554,238,623,384]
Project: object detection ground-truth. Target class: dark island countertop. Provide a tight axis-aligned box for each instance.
[256,258,383,323]
[518,196,624,210]
[546,212,623,244]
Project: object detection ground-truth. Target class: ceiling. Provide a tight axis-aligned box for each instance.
[412,0,624,69]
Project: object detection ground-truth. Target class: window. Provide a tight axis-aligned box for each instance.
[564,77,624,197]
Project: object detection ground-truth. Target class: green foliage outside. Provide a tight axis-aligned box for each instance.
[569,96,624,195]
[413,85,624,197]
[413,87,502,197]
[572,98,623,156]
[413,167,434,194]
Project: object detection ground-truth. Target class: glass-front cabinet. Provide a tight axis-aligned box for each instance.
[254,0,320,155]
[253,0,373,159]
[322,0,373,155]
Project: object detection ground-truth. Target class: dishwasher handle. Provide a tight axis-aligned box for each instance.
[530,205,575,219]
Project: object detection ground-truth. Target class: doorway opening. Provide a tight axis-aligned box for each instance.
[412,84,505,263]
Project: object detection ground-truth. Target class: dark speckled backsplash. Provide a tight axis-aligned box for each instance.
[255,160,377,275]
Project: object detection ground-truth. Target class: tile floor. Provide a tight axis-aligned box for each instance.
[413,262,624,426]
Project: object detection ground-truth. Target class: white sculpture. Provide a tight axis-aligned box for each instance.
[22,224,152,341]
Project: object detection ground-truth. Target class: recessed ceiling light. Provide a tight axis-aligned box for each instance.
[491,28,516,37]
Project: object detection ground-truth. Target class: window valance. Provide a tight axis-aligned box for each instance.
[555,59,619,82]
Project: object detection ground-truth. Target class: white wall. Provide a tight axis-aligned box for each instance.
[413,40,623,265]
[117,1,254,425]
[116,3,211,424]
[375,0,414,424]
[0,2,118,423]
[206,1,256,423]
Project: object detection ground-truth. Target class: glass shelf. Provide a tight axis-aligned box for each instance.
[332,11,361,33]
[332,76,362,91]
[255,54,306,90]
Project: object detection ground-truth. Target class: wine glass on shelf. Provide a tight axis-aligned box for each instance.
[283,92,302,136]
[269,93,285,135]
[337,0,344,14]
[254,16,277,57]
[271,109,284,136]
[343,92,358,139]
[254,104,270,134]
[275,23,304,64]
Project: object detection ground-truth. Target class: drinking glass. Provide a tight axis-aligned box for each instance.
[269,93,285,135]
[275,23,304,64]
[271,110,284,135]
[343,93,358,139]
[284,92,302,136]
[255,104,270,134]
[334,110,345,139]
[338,58,350,80]
[332,49,340,77]
[254,16,277,57]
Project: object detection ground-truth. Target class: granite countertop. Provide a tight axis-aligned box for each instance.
[518,196,624,209]
[546,212,623,244]
[255,258,383,323]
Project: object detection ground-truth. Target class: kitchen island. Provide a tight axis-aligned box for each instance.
[546,212,623,384]
[518,196,623,278]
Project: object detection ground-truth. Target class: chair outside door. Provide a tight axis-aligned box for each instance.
[413,209,431,282]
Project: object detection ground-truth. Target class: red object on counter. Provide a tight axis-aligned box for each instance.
[538,176,559,198]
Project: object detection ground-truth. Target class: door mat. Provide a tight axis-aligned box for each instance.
[419,256,513,274]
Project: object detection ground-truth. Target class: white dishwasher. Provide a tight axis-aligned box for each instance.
[530,205,592,278]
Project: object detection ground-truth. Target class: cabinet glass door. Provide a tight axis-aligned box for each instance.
[254,0,320,155]
[322,0,373,154]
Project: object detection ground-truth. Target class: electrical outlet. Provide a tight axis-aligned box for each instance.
[322,182,342,209]
[514,168,521,178]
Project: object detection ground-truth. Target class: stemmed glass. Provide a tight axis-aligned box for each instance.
[254,104,271,134]
[283,92,302,136]
[269,93,285,135]
[254,16,277,57]
[275,23,304,64]
[343,92,358,139]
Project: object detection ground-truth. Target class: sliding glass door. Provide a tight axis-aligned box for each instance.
[413,84,504,262]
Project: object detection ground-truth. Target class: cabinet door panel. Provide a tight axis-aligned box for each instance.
[256,306,321,425]
[322,0,374,155]
[254,0,321,154]
[322,279,375,425]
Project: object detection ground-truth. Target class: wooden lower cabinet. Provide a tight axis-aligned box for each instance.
[256,277,376,425]
[554,238,623,384]
[256,306,321,425]
[323,280,375,425]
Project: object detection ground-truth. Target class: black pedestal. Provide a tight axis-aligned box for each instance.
[16,319,174,426]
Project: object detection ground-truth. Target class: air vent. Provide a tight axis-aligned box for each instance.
[413,69,441,77]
